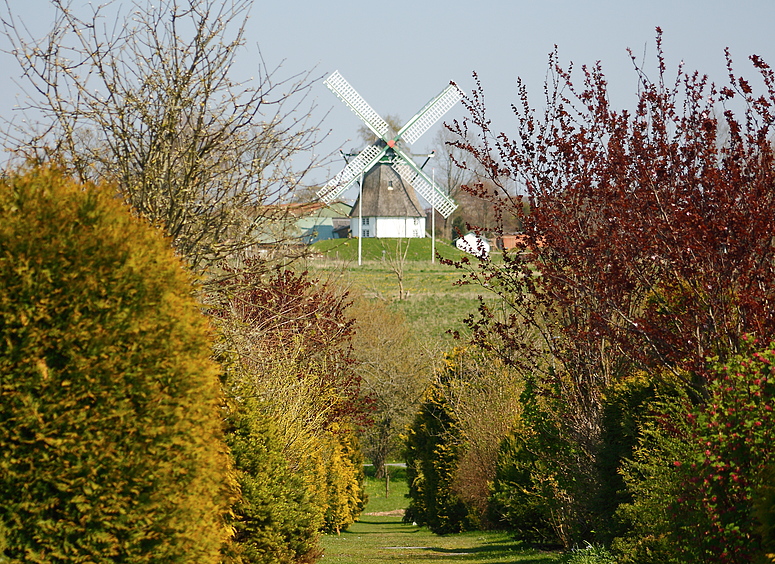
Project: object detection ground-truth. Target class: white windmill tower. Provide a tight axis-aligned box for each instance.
[318,71,460,240]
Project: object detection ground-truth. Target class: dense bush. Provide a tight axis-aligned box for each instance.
[225,403,323,564]
[488,376,579,545]
[0,167,234,563]
[615,341,775,563]
[439,348,524,528]
[321,424,367,535]
[404,383,474,534]
[591,372,656,542]
[489,431,562,544]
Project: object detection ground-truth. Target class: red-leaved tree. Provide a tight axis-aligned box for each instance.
[447,30,775,543]
[212,266,369,429]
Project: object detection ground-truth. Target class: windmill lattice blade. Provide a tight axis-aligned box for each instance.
[325,71,389,139]
[317,144,386,203]
[393,161,457,218]
[398,83,462,145]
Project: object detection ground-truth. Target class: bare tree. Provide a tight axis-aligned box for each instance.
[381,237,410,300]
[2,0,325,271]
[349,295,435,478]
[357,113,403,146]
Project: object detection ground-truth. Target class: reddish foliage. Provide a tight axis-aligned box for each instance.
[449,31,775,399]
[213,265,371,425]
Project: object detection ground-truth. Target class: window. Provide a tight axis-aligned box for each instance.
[413,218,420,225]
[363,229,370,237]
[363,217,370,226]
[412,229,419,237]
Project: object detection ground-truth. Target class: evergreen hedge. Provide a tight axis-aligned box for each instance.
[225,403,322,564]
[0,167,234,563]
[404,383,473,534]
[321,424,366,535]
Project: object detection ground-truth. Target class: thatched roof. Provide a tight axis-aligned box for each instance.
[349,164,424,218]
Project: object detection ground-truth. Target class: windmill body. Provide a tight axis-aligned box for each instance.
[319,71,460,238]
[350,163,426,238]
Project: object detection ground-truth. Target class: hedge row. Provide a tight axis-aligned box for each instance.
[0,166,366,564]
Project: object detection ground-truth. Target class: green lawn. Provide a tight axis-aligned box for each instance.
[321,466,563,564]
[321,518,560,564]
[310,236,476,263]
[361,465,409,514]
[306,239,501,348]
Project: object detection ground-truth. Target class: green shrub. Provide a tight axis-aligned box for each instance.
[592,371,656,542]
[755,465,775,564]
[0,167,233,563]
[488,374,580,546]
[564,542,617,564]
[321,423,367,535]
[404,383,474,534]
[615,341,775,563]
[489,431,560,544]
[225,402,323,564]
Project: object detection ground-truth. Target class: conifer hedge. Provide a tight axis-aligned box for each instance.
[404,384,474,534]
[0,167,234,563]
[225,402,323,564]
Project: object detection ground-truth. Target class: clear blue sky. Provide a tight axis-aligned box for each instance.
[2,0,774,190]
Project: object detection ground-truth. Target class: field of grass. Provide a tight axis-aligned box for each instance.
[360,465,409,514]
[310,236,475,263]
[306,238,501,348]
[321,466,563,564]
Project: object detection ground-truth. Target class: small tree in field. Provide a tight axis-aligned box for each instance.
[449,30,775,544]
[0,166,234,563]
[382,238,411,300]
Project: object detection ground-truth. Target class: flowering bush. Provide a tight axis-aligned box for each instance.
[616,339,775,563]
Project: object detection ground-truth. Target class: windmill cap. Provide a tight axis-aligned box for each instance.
[387,139,396,148]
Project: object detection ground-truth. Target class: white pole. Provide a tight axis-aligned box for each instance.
[358,171,363,266]
[431,168,436,264]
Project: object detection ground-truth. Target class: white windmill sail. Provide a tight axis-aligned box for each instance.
[325,71,389,140]
[317,144,386,203]
[392,156,457,218]
[397,83,463,145]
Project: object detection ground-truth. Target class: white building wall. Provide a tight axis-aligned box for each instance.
[405,216,426,238]
[350,216,426,238]
[350,216,374,238]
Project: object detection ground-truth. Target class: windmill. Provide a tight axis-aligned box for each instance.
[318,71,461,238]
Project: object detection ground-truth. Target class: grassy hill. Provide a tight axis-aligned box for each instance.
[309,237,471,263]
[305,238,501,349]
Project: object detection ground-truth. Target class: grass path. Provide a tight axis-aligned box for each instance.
[322,515,560,564]
[321,469,563,564]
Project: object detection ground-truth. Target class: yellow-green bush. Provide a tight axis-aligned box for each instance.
[225,402,323,564]
[321,424,366,535]
[0,167,234,563]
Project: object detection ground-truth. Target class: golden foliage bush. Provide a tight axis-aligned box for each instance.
[0,166,234,563]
